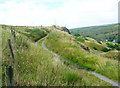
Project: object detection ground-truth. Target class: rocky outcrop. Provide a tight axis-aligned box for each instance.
[61,27,71,34]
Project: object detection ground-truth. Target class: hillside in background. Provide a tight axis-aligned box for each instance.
[69,23,119,43]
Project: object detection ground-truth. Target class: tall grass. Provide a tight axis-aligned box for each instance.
[45,30,118,82]
[2,29,111,86]
[100,50,119,60]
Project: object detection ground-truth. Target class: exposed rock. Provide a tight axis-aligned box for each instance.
[61,27,71,34]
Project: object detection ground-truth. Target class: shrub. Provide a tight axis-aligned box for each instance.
[97,41,102,44]
[93,47,97,50]
[101,47,111,52]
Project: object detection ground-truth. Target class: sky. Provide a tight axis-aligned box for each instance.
[0,0,119,28]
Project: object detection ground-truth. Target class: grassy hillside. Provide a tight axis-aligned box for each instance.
[69,23,119,43]
[45,30,119,82]
[76,36,119,61]
[2,25,111,86]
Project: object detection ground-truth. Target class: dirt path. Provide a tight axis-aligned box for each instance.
[41,40,119,86]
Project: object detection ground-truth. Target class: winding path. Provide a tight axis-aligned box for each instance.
[41,40,119,87]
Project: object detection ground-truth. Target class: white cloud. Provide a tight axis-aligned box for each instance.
[0,0,119,28]
[52,0,118,28]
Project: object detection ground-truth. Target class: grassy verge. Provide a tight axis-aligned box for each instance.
[45,30,119,82]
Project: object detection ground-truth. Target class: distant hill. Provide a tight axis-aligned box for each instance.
[69,23,119,43]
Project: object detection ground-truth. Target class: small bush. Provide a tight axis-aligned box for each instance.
[93,47,97,50]
[97,41,102,44]
[101,47,111,52]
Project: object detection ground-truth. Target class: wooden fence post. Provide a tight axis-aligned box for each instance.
[8,39,14,64]
[11,29,16,45]
[13,31,16,44]
[6,66,13,86]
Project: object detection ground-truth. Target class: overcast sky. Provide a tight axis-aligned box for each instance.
[0,0,119,28]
